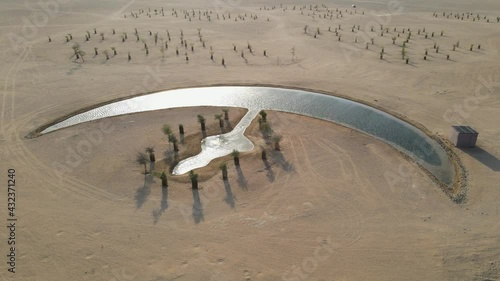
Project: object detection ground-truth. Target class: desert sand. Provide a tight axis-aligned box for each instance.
[0,0,499,280]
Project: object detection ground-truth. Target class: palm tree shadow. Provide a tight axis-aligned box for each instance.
[192,188,204,224]
[461,146,500,171]
[66,64,82,75]
[236,166,248,189]
[269,150,294,172]
[163,148,175,162]
[263,159,275,182]
[223,180,236,208]
[135,175,152,209]
[152,187,168,224]
[163,149,179,173]
[225,119,233,130]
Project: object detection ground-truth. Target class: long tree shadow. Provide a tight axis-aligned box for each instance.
[192,188,204,224]
[163,148,180,173]
[236,165,248,189]
[461,146,500,172]
[152,187,169,224]
[223,180,236,208]
[263,158,275,182]
[269,150,294,172]
[163,147,175,163]
[135,174,152,209]
[224,119,233,130]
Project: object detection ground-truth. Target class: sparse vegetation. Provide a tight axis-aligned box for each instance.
[145,146,155,162]
[220,162,228,180]
[215,114,224,129]
[232,149,240,166]
[189,170,198,189]
[160,172,168,187]
[259,110,267,122]
[197,114,206,132]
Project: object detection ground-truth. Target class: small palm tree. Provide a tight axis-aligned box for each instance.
[197,114,206,132]
[71,43,81,57]
[259,110,267,122]
[162,124,172,136]
[160,172,168,187]
[258,116,264,130]
[232,149,240,166]
[103,50,109,60]
[215,114,224,129]
[111,47,117,56]
[160,46,165,58]
[189,170,198,189]
[77,49,86,62]
[272,135,283,150]
[94,47,98,56]
[169,134,179,152]
[220,162,228,180]
[145,146,155,161]
[136,152,148,174]
[100,32,105,40]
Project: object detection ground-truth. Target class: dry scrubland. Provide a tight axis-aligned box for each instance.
[1,0,500,280]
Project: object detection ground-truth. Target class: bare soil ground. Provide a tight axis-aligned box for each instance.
[0,0,499,280]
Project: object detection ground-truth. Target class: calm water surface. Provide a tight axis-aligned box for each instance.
[41,87,454,184]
